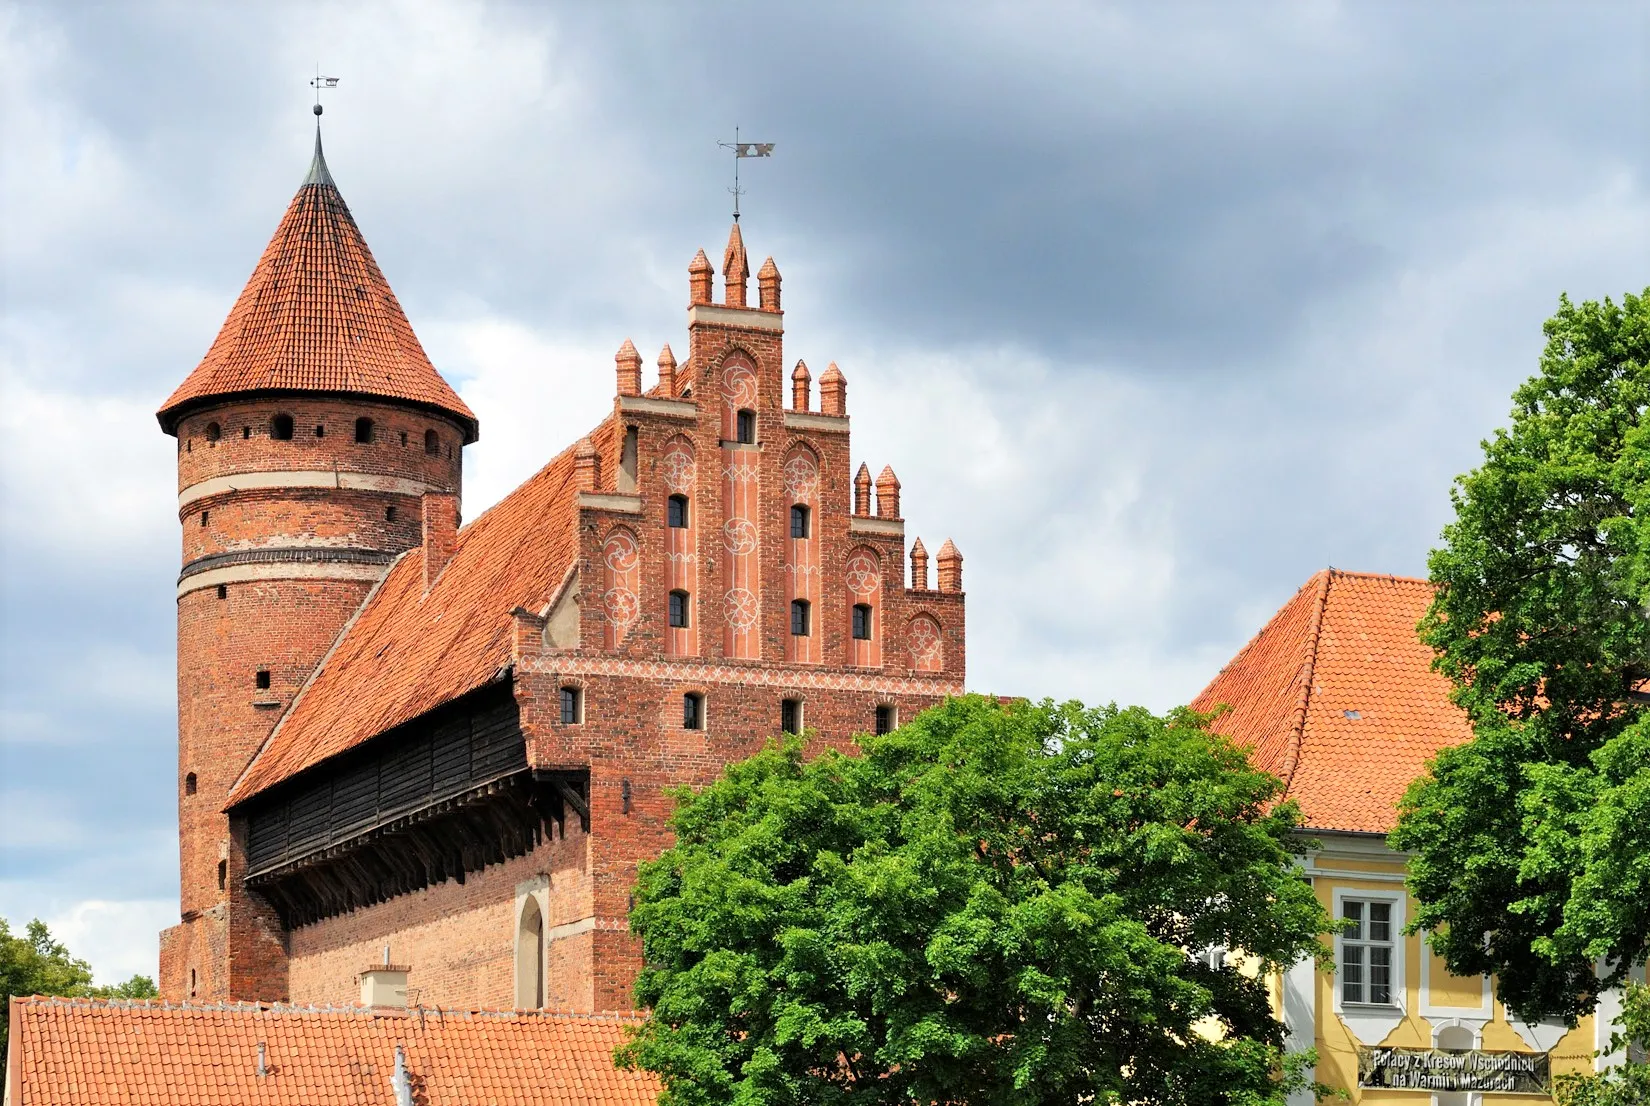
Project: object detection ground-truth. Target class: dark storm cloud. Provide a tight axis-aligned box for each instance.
[0,0,1645,980]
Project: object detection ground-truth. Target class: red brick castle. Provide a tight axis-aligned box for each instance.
[153,131,967,1011]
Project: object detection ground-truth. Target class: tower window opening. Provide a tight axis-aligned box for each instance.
[781,698,803,735]
[242,426,251,439]
[385,505,397,522]
[667,494,689,529]
[852,603,873,641]
[875,704,896,735]
[189,969,196,997]
[790,504,810,539]
[683,692,705,730]
[669,590,691,629]
[735,409,756,444]
[200,510,209,527]
[621,778,633,815]
[216,584,227,600]
[185,772,197,795]
[618,426,638,493]
[354,417,374,443]
[560,686,582,725]
[217,860,227,891]
[186,440,192,452]
[270,414,294,440]
[425,429,440,455]
[204,422,221,443]
[790,599,810,636]
[314,424,325,438]
[399,430,408,447]
[255,669,271,690]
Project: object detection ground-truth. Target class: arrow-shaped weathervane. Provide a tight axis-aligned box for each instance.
[718,129,775,220]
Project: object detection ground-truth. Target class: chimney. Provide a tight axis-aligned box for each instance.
[876,465,901,519]
[421,491,459,592]
[615,338,642,397]
[511,606,546,664]
[688,249,713,305]
[757,256,781,311]
[909,537,929,591]
[937,539,964,593]
[359,962,410,1008]
[819,362,847,416]
[574,436,600,491]
[853,463,872,517]
[791,360,811,411]
[392,1044,414,1106]
[658,344,677,396]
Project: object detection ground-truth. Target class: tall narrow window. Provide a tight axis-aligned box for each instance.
[669,590,691,629]
[517,897,545,1010]
[683,692,705,730]
[354,417,374,443]
[852,603,872,641]
[270,414,294,441]
[218,860,227,891]
[618,426,638,492]
[1341,899,1395,1005]
[185,772,197,796]
[735,409,756,444]
[781,698,803,735]
[668,495,689,528]
[216,584,227,600]
[875,704,896,735]
[790,504,810,539]
[560,686,582,725]
[424,429,440,455]
[200,511,209,527]
[790,599,810,636]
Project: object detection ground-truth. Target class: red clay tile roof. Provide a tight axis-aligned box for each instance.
[227,418,613,804]
[5,997,657,1105]
[1190,570,1472,834]
[157,132,477,441]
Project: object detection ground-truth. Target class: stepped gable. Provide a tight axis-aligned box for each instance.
[4,997,656,1105]
[157,131,477,441]
[227,417,614,804]
[1191,569,1472,834]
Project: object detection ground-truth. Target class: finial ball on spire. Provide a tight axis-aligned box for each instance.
[314,103,323,117]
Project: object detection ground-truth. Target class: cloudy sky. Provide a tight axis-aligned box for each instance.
[1,1,1645,984]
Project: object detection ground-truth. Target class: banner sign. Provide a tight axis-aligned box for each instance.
[1359,1047,1550,1094]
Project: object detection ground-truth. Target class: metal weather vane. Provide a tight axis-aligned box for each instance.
[717,127,775,221]
[310,69,340,118]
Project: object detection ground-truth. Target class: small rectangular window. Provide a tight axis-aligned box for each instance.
[736,409,756,444]
[255,669,271,690]
[668,495,689,529]
[683,692,705,730]
[218,859,227,891]
[790,504,810,539]
[560,686,582,725]
[875,704,896,735]
[852,603,872,640]
[1341,898,1395,1006]
[200,510,209,527]
[781,698,802,735]
[669,591,691,629]
[790,599,810,636]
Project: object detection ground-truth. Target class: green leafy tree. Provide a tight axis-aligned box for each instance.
[1556,982,1649,1106]
[1392,290,1650,1023]
[0,916,158,1083]
[618,696,1332,1106]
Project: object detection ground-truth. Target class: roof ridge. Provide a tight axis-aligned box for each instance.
[1325,568,1430,585]
[16,995,648,1022]
[1277,569,1333,795]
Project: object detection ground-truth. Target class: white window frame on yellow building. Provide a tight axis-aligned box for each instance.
[1330,885,1408,1046]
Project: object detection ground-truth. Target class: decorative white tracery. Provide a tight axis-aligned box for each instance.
[908,616,943,668]
[724,588,759,631]
[603,587,640,628]
[721,361,758,408]
[604,531,639,573]
[783,453,819,502]
[721,458,761,484]
[845,549,881,597]
[722,517,759,555]
[661,443,696,494]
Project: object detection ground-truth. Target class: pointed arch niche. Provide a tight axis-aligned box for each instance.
[515,893,545,1010]
[660,435,698,656]
[784,444,821,662]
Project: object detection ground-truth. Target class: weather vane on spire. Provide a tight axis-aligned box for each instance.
[717,127,774,222]
[310,69,340,119]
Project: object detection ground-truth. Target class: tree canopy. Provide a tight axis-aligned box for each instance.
[618,696,1331,1106]
[0,915,158,1083]
[1392,289,1650,1023]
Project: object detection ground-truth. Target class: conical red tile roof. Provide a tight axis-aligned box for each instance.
[157,131,477,440]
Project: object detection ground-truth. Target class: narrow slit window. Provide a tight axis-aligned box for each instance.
[683,692,705,730]
[852,603,872,641]
[354,417,374,443]
[735,409,756,444]
[217,860,227,891]
[385,505,397,522]
[560,686,582,725]
[185,772,197,795]
[790,504,810,539]
[242,426,251,439]
[255,669,271,690]
[270,414,294,441]
[781,698,802,735]
[200,511,209,527]
[875,704,896,735]
[790,599,810,636]
[425,429,440,455]
[669,590,691,629]
[668,495,689,529]
[399,430,408,446]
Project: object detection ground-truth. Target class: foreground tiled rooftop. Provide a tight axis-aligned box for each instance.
[4,996,657,1105]
[1191,569,1473,834]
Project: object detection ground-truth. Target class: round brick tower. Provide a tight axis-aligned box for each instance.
[155,128,477,1002]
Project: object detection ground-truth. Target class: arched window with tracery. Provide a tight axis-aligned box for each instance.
[845,546,882,668]
[784,444,821,662]
[660,436,697,656]
[718,354,761,658]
